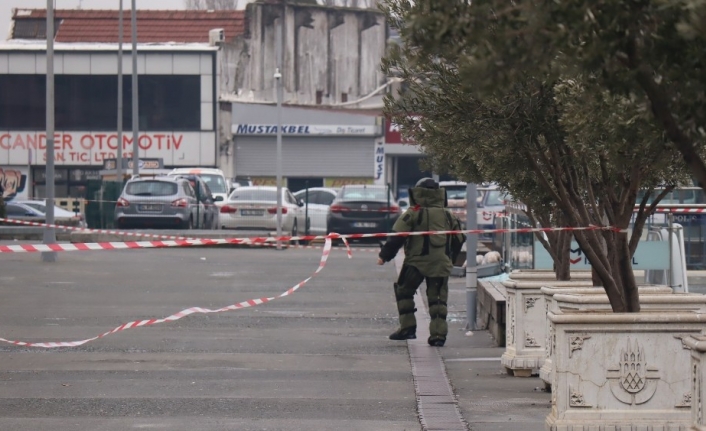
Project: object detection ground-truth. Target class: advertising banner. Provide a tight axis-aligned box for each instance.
[0,131,215,166]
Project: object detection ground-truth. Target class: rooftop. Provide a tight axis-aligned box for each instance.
[11,9,246,44]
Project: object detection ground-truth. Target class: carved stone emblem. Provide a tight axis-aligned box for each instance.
[606,338,659,405]
[569,335,591,358]
[524,296,538,312]
[569,385,591,407]
[525,332,539,348]
[676,392,692,408]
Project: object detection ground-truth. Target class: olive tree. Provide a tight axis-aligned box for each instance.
[382,0,691,312]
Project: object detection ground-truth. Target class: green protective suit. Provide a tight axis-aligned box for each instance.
[380,186,465,342]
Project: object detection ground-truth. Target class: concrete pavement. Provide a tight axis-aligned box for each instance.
[0,240,549,430]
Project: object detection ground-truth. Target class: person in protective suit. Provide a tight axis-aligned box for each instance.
[377,178,465,347]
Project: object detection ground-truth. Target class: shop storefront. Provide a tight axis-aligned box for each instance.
[231,104,383,192]
[0,44,219,199]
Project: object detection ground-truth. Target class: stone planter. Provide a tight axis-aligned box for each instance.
[501,279,594,377]
[546,296,706,430]
[508,270,593,281]
[683,334,706,430]
[538,286,674,390]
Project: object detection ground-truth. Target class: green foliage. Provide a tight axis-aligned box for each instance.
[381,0,693,311]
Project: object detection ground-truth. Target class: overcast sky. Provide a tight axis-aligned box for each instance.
[1,0,190,40]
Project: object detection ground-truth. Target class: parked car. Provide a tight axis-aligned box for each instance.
[114,176,205,229]
[170,174,221,230]
[219,186,305,235]
[16,200,87,227]
[326,184,400,236]
[168,168,231,203]
[293,187,338,235]
[5,201,86,227]
[439,181,480,228]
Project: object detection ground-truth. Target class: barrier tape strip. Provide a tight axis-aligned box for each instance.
[0,236,344,348]
[0,218,623,254]
[0,217,199,241]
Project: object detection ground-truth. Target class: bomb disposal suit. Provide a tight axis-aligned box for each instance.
[378,178,465,347]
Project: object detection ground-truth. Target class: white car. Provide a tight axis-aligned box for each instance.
[219,186,305,235]
[16,200,87,227]
[168,168,231,203]
[293,187,338,235]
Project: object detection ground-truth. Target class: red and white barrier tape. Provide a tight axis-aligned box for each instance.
[0,218,198,241]
[0,236,345,348]
[0,218,623,254]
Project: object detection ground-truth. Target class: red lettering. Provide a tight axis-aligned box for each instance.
[80,152,89,162]
[62,134,73,150]
[154,134,165,150]
[38,134,47,150]
[106,134,118,150]
[80,135,95,150]
[0,134,10,149]
[56,151,65,162]
[26,134,38,150]
[172,134,183,150]
[12,134,25,150]
[95,134,107,150]
[138,135,152,150]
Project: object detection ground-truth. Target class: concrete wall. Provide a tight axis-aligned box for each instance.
[220,2,387,107]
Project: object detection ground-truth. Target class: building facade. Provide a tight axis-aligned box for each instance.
[230,103,383,192]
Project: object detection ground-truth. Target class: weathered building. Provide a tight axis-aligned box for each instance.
[221,2,388,108]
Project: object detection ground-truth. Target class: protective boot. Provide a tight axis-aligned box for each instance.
[389,326,417,340]
[427,336,445,347]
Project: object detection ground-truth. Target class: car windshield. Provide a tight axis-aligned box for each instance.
[126,181,178,196]
[22,202,46,212]
[199,174,227,193]
[485,190,509,206]
[230,189,278,201]
[444,186,467,200]
[340,187,390,201]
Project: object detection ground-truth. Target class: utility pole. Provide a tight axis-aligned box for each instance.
[274,2,284,249]
[116,0,124,181]
[42,0,57,263]
[131,0,139,176]
[465,183,478,331]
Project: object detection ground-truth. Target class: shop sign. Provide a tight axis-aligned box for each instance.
[0,166,28,200]
[534,240,669,270]
[324,178,373,188]
[385,116,421,144]
[104,158,164,171]
[233,124,378,136]
[251,177,278,186]
[0,131,214,166]
[374,141,385,185]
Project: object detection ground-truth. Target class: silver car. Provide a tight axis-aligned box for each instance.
[114,176,204,229]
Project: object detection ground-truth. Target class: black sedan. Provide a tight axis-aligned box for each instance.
[326,185,401,235]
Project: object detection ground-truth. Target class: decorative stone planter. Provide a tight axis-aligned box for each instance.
[683,334,706,430]
[508,270,593,281]
[501,279,593,377]
[546,296,706,430]
[538,285,674,390]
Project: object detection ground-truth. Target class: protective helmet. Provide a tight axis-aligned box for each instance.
[415,177,439,189]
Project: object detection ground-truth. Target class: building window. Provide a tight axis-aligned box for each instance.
[0,74,201,131]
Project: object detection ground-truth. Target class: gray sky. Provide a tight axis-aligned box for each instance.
[2,0,189,41]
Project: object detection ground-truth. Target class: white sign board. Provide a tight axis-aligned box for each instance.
[233,124,379,136]
[374,140,385,185]
[0,131,216,166]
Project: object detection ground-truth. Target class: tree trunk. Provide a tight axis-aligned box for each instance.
[553,230,572,281]
[615,232,640,312]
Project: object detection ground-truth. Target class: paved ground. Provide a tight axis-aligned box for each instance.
[5,238,699,430]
